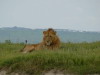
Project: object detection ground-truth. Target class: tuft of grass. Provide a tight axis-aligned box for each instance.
[0,42,100,75]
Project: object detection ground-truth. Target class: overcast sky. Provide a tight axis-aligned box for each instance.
[0,0,100,31]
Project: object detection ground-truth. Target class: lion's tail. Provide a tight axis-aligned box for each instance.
[20,40,27,52]
[20,45,26,52]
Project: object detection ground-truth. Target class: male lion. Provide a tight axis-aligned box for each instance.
[21,43,42,53]
[43,28,60,49]
[21,28,60,53]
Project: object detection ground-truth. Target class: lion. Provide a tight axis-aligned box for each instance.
[20,42,45,53]
[21,28,60,53]
[42,28,60,49]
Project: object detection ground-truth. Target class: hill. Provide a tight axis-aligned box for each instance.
[0,26,100,43]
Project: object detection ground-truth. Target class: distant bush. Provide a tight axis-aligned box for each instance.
[5,40,12,44]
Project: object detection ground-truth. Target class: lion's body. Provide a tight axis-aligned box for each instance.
[21,28,60,53]
[21,43,43,53]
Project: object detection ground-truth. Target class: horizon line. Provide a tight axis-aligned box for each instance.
[0,26,100,32]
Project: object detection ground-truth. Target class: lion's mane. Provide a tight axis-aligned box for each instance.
[42,28,60,49]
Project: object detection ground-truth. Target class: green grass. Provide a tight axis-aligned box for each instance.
[0,42,100,75]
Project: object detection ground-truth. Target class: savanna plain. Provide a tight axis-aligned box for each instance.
[0,42,100,75]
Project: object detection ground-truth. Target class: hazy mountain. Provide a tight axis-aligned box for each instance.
[0,26,100,43]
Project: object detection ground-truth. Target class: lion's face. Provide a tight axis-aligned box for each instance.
[43,29,56,46]
[43,34,53,45]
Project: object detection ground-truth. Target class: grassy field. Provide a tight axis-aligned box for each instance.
[0,42,100,75]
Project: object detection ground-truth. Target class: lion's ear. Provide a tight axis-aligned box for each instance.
[51,31,56,35]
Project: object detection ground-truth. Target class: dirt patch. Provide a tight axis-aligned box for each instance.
[0,71,28,75]
[0,70,70,75]
[0,70,100,75]
[44,69,74,75]
[0,70,6,75]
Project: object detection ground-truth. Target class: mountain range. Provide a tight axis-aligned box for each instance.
[0,26,100,43]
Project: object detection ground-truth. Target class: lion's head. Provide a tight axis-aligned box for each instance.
[43,28,60,49]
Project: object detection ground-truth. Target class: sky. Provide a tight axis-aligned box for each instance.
[0,0,100,31]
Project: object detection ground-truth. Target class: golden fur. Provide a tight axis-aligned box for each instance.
[20,43,44,53]
[21,28,60,53]
[42,28,60,49]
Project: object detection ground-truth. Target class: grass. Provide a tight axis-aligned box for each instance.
[0,42,100,75]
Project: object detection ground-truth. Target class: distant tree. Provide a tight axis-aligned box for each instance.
[5,40,12,44]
